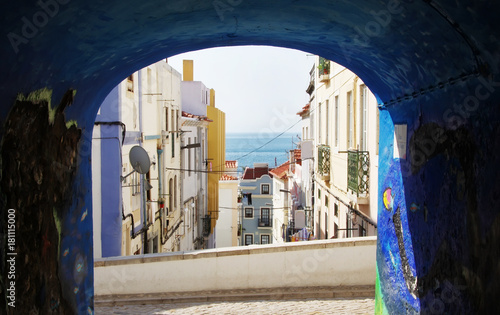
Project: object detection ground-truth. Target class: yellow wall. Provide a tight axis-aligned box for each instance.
[183,60,194,81]
[207,94,225,232]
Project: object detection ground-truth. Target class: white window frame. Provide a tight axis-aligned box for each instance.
[260,234,271,245]
[244,207,254,219]
[261,183,270,195]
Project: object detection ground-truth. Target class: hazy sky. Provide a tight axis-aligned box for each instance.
[168,46,314,134]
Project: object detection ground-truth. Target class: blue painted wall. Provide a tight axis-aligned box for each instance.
[1,1,499,313]
[95,86,123,257]
[239,175,274,243]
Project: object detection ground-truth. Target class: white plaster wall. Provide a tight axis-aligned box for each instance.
[95,237,376,296]
[216,186,235,248]
[92,125,102,259]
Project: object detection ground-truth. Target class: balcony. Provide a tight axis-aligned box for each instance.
[318,145,330,181]
[202,215,211,237]
[258,219,272,227]
[347,150,370,203]
[318,57,330,83]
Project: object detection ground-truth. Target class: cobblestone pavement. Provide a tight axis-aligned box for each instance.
[95,298,375,314]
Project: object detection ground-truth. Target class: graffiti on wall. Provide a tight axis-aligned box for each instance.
[377,116,500,314]
[0,89,93,314]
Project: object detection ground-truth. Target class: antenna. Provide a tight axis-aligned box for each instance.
[121,146,151,182]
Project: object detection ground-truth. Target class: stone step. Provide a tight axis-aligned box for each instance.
[95,285,375,307]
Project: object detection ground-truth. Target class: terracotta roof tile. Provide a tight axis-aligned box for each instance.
[269,160,290,179]
[296,104,310,116]
[225,160,237,169]
[242,165,272,180]
[220,174,238,181]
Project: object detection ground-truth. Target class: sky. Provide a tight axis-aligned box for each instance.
[167,46,315,134]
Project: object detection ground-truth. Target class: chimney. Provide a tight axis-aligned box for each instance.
[183,60,194,81]
[209,88,216,107]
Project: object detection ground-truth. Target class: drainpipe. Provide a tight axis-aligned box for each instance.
[138,69,148,254]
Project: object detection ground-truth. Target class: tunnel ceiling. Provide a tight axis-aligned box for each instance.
[1,0,499,118]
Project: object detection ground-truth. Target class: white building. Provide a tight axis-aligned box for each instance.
[92,59,182,257]
[177,110,211,251]
[308,57,378,240]
[216,160,239,248]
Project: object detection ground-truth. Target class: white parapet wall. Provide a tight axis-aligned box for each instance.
[94,236,376,298]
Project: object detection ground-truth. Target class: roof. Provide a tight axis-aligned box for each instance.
[220,174,238,181]
[296,104,310,117]
[269,160,290,180]
[225,160,237,169]
[292,149,302,166]
[242,165,273,180]
[181,111,213,122]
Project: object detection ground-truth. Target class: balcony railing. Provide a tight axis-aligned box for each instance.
[347,150,370,196]
[202,215,211,237]
[258,219,272,227]
[318,145,330,180]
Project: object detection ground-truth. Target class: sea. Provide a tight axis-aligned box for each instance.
[225,132,299,172]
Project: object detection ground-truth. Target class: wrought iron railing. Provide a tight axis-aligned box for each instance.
[347,150,370,196]
[318,145,330,177]
[258,219,272,227]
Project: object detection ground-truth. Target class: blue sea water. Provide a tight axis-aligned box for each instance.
[225,132,299,171]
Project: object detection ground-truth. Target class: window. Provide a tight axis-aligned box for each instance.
[261,235,270,245]
[347,91,354,148]
[360,85,368,151]
[244,207,253,218]
[335,95,339,147]
[188,138,191,176]
[325,212,328,239]
[325,196,328,207]
[168,178,173,214]
[261,184,270,195]
[260,208,270,226]
[334,203,339,217]
[318,102,322,144]
[165,107,169,131]
[245,234,253,245]
[325,99,329,145]
[318,189,321,200]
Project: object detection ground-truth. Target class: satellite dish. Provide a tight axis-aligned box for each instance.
[129,146,151,174]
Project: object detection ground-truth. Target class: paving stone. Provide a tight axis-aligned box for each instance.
[95,297,375,314]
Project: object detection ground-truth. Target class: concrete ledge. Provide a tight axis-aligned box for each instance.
[94,285,375,307]
[94,237,377,267]
[94,237,377,297]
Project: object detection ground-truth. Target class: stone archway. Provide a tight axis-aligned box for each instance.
[1,1,499,313]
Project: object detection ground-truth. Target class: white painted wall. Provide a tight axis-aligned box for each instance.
[216,185,237,248]
[95,237,376,296]
[92,125,102,259]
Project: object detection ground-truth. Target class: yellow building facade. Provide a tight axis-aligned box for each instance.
[207,90,226,234]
